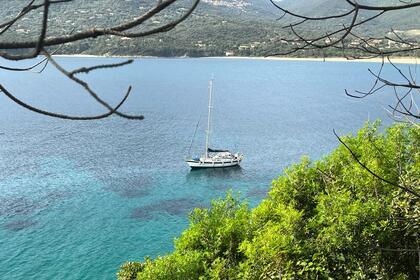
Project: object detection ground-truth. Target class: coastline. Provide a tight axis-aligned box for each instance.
[53,54,419,64]
[219,56,419,65]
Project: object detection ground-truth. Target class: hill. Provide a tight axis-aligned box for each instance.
[0,0,418,57]
[279,0,419,30]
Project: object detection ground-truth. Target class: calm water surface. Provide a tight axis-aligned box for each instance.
[0,57,401,279]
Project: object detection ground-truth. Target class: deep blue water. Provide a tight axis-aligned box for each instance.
[0,57,403,279]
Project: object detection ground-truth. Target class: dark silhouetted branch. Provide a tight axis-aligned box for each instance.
[0,84,132,120]
[0,0,199,120]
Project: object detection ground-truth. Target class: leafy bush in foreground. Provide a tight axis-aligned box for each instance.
[119,122,419,280]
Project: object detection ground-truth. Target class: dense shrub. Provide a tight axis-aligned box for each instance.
[119,122,419,280]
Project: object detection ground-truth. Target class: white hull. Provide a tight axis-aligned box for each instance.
[186,159,242,168]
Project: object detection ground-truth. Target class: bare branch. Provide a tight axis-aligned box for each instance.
[0,0,199,120]
[0,0,199,53]
[0,84,132,120]
[69,60,134,76]
[44,50,144,120]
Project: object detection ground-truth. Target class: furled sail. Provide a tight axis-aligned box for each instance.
[208,148,229,153]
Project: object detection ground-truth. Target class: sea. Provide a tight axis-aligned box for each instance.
[0,57,404,279]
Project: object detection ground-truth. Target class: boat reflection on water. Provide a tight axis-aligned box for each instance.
[185,166,267,200]
[185,166,244,192]
[185,165,243,180]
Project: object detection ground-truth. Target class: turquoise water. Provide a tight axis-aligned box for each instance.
[0,57,399,279]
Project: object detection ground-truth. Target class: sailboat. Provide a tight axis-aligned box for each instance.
[186,79,244,169]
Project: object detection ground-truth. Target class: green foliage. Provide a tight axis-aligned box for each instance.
[175,192,251,279]
[117,262,145,280]
[137,251,205,280]
[120,122,419,280]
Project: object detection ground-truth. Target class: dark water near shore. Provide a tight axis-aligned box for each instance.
[0,57,401,279]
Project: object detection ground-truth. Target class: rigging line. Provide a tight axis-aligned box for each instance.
[187,113,202,157]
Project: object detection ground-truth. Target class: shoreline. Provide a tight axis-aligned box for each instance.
[220,56,419,65]
[53,54,419,64]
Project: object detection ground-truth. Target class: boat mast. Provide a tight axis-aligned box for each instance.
[205,79,213,159]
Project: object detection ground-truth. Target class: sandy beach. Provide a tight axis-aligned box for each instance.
[54,54,419,65]
[215,56,420,65]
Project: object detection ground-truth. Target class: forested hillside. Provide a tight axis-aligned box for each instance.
[280,0,419,30]
[0,0,418,57]
[118,122,420,280]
